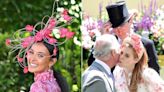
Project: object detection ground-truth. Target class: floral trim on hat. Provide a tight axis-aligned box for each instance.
[122,34,144,60]
[6,1,74,73]
[131,34,142,54]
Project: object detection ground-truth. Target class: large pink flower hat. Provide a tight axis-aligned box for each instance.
[6,1,75,73]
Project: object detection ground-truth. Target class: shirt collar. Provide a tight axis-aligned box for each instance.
[95,59,112,75]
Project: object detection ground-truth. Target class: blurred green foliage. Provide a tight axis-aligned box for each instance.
[0,0,81,91]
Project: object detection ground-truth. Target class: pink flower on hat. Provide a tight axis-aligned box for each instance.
[34,31,44,42]
[48,38,57,44]
[131,34,142,54]
[21,36,33,48]
[133,43,142,54]
[49,18,56,26]
[131,34,140,42]
[66,31,75,39]
[47,19,56,30]
[62,9,71,21]
[63,15,72,22]
[62,9,68,15]
[23,67,28,74]
[16,55,23,63]
[43,29,52,38]
[25,25,34,32]
[5,38,11,46]
[60,28,68,38]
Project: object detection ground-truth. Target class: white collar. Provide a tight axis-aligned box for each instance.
[117,37,122,44]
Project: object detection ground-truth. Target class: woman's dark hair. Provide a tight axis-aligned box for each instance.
[43,41,70,92]
[53,70,70,92]
[43,41,59,59]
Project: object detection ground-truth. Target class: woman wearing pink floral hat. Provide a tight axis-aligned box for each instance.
[113,34,164,92]
[6,2,74,92]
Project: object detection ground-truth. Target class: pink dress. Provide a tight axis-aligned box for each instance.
[30,70,61,92]
[113,66,164,92]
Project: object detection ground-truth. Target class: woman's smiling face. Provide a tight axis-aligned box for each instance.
[27,42,52,74]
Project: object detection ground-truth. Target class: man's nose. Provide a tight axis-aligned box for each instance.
[117,28,121,34]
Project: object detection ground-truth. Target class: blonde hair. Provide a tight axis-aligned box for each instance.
[126,43,148,92]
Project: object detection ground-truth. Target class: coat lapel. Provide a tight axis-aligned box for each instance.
[92,61,111,77]
[91,61,115,92]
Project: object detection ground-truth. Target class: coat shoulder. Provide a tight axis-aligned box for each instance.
[141,37,154,46]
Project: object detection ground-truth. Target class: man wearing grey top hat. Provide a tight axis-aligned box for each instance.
[88,0,160,74]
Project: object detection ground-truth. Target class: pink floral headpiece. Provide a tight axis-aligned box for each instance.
[122,34,144,59]
[6,2,74,73]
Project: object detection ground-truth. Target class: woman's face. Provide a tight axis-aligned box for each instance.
[27,42,52,74]
[118,45,137,68]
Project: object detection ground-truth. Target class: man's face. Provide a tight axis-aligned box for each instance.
[113,21,131,40]
[109,48,120,68]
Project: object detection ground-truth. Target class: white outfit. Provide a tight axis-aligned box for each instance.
[113,65,164,92]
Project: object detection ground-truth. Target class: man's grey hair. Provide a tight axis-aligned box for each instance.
[93,34,120,59]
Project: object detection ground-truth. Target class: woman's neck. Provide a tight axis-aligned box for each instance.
[34,69,50,76]
[123,65,135,86]
[124,64,135,74]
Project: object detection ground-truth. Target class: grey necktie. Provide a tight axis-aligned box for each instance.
[109,73,116,92]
